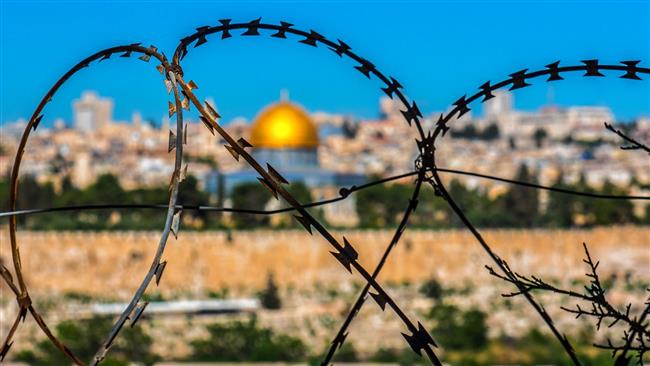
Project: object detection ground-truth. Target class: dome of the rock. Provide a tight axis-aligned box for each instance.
[250,101,319,149]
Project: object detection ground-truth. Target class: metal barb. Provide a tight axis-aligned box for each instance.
[3,17,649,366]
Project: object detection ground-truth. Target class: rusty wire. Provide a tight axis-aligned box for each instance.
[1,44,185,365]
[0,17,648,366]
[427,59,650,366]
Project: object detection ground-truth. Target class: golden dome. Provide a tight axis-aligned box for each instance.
[250,101,318,149]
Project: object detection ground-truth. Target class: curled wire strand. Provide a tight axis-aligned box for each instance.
[172,19,442,364]
[176,73,443,364]
[90,63,185,366]
[321,171,425,365]
[172,19,427,140]
[1,44,183,365]
[428,60,650,366]
[1,16,647,366]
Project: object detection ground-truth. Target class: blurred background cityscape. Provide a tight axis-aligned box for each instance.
[1,1,649,365]
[2,88,650,228]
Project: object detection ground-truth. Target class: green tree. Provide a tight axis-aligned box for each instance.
[189,316,307,362]
[0,176,10,211]
[409,184,451,228]
[499,164,540,227]
[419,277,444,302]
[122,182,168,229]
[16,174,55,210]
[332,342,358,362]
[428,303,488,350]
[446,179,508,228]
[533,128,548,148]
[15,316,158,365]
[287,181,312,203]
[356,182,411,227]
[177,174,212,225]
[571,173,597,226]
[178,175,209,206]
[231,182,272,228]
[49,152,72,175]
[12,174,55,228]
[450,124,478,139]
[482,123,500,140]
[369,347,422,366]
[508,136,517,150]
[259,272,282,309]
[283,181,323,227]
[68,173,127,228]
[544,172,575,227]
[591,181,635,225]
[84,173,126,204]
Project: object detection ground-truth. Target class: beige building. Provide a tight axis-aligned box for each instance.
[73,91,113,133]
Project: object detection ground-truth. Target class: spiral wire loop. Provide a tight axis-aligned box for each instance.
[1,18,648,365]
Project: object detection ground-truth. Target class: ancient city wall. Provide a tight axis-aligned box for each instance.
[1,226,648,298]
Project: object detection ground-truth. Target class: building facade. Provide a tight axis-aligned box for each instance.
[206,98,366,226]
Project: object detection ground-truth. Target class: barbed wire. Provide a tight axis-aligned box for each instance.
[171,18,444,365]
[426,58,649,366]
[0,17,647,366]
[484,133,650,366]
[0,44,185,365]
[173,22,650,365]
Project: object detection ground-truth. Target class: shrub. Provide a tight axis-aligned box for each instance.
[189,316,307,362]
[419,277,444,302]
[428,303,488,350]
[259,272,282,309]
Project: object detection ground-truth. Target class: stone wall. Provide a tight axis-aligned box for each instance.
[1,226,647,298]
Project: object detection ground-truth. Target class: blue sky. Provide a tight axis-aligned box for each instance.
[1,1,649,127]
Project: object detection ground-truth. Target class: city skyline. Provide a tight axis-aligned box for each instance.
[2,86,646,130]
[3,84,647,192]
[1,1,649,127]
[1,3,649,365]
